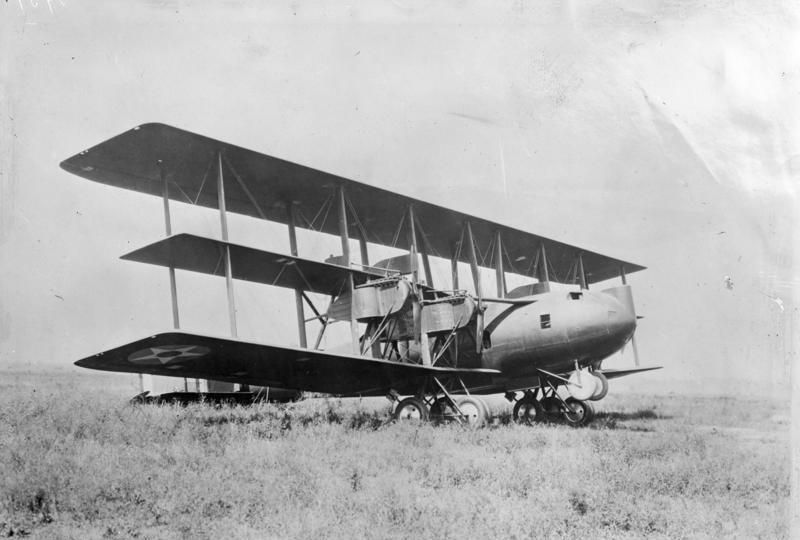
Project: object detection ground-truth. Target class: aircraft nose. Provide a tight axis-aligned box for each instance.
[601,285,637,344]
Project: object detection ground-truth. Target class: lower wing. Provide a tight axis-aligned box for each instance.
[75,332,499,397]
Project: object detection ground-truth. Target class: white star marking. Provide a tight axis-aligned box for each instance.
[128,345,210,365]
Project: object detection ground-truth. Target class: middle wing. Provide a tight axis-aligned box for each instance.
[122,233,387,296]
[75,332,500,397]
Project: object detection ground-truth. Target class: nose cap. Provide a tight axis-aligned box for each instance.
[601,285,637,344]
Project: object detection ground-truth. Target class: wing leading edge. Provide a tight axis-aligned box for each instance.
[75,332,500,397]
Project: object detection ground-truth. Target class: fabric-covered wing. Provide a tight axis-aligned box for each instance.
[75,332,500,396]
[60,123,645,284]
[121,233,386,296]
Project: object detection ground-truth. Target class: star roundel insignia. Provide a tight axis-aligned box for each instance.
[128,345,210,365]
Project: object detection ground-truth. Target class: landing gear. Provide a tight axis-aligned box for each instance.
[512,395,543,425]
[563,398,594,427]
[428,396,488,426]
[457,396,488,426]
[429,397,455,423]
[540,396,562,420]
[511,371,602,427]
[393,397,429,422]
[395,393,489,426]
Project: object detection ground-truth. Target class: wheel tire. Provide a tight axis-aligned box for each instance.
[513,397,544,425]
[457,396,488,427]
[393,397,429,422]
[563,398,594,427]
[589,372,609,401]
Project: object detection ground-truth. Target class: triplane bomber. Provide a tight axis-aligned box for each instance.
[61,123,660,427]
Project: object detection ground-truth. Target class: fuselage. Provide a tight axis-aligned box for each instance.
[480,285,637,383]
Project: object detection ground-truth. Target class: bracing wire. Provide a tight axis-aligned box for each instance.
[390,212,406,249]
[192,157,214,205]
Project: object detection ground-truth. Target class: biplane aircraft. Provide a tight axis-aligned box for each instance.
[61,123,660,426]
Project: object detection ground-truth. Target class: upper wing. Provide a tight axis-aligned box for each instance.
[122,233,386,296]
[75,332,499,397]
[60,123,645,284]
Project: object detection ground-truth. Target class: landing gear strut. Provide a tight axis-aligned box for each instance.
[510,373,598,427]
[392,386,489,426]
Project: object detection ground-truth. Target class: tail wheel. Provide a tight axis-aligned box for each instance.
[563,398,594,427]
[457,396,488,427]
[513,397,544,425]
[393,397,429,422]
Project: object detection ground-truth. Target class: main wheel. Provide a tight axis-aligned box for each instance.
[393,397,429,422]
[563,398,594,427]
[457,396,488,426]
[513,396,544,425]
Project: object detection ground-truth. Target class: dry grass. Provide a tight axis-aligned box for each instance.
[0,369,791,539]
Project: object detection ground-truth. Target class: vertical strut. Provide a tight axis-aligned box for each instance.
[411,213,434,287]
[408,205,431,365]
[217,152,238,338]
[578,253,588,290]
[358,234,370,267]
[465,222,484,354]
[337,186,360,354]
[494,230,505,297]
[156,161,177,393]
[451,247,460,291]
[287,203,307,348]
[465,222,482,298]
[159,161,180,329]
[539,242,550,284]
[356,229,380,357]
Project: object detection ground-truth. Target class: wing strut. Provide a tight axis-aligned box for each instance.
[464,221,484,353]
[337,186,360,354]
[538,242,550,290]
[217,152,238,338]
[408,204,432,366]
[578,253,588,290]
[494,230,506,298]
[156,161,180,392]
[287,203,308,348]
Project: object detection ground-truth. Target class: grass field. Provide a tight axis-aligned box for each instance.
[0,369,792,539]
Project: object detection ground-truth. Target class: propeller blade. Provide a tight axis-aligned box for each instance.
[476,308,485,354]
[631,334,641,367]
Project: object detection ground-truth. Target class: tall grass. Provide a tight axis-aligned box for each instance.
[0,372,791,539]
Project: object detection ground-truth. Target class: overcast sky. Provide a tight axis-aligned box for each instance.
[1,1,797,394]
